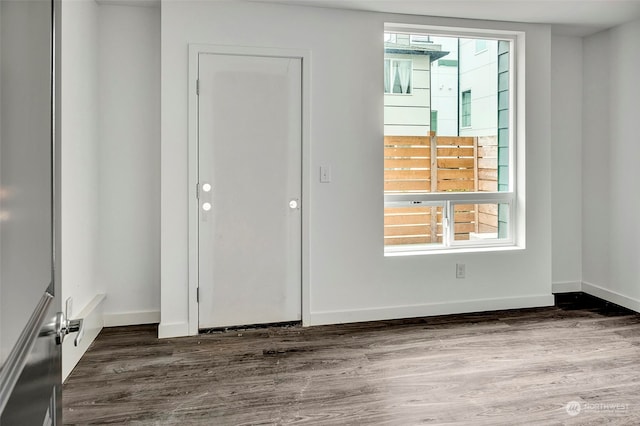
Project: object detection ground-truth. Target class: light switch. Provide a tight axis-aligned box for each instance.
[320,165,332,183]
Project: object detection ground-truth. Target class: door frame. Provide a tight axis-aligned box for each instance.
[187,44,311,335]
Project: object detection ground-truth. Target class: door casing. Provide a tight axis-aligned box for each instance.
[187,44,311,335]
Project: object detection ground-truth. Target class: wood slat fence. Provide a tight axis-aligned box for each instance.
[384,134,498,245]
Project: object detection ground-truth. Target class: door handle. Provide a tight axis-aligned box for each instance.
[54,303,85,347]
[68,318,84,347]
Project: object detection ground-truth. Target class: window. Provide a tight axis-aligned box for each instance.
[461,90,471,128]
[383,28,516,253]
[410,34,432,45]
[384,59,412,94]
[384,33,397,43]
[475,39,488,53]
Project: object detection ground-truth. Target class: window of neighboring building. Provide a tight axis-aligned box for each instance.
[461,90,471,128]
[475,39,488,53]
[384,59,412,94]
[383,27,517,253]
[384,33,397,43]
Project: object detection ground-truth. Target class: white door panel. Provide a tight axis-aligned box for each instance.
[1,0,62,422]
[198,53,302,329]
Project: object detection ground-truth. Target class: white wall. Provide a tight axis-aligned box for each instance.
[60,0,104,379]
[582,19,640,308]
[550,35,583,291]
[582,30,610,291]
[60,0,160,377]
[161,1,553,336]
[61,0,101,317]
[97,3,161,326]
[62,0,161,323]
[0,4,2,363]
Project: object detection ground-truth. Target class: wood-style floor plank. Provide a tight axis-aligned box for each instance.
[63,306,640,425]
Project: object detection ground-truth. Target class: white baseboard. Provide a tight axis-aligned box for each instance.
[158,321,189,338]
[552,281,583,293]
[62,293,106,382]
[582,281,640,313]
[307,295,555,326]
[103,310,160,327]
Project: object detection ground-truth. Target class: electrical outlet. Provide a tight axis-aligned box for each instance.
[456,263,466,279]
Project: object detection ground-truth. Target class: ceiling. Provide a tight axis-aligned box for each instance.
[251,0,640,36]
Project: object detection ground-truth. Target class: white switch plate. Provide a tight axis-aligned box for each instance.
[320,165,332,183]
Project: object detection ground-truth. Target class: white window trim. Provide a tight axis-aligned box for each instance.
[383,24,522,255]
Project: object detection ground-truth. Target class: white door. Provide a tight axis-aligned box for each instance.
[197,53,302,329]
[1,0,63,423]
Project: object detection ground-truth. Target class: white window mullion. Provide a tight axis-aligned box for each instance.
[384,192,514,204]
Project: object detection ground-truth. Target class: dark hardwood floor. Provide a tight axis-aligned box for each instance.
[63,303,640,425]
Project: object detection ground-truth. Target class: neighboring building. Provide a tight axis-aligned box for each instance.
[459,38,499,137]
[429,36,459,136]
[384,33,447,136]
[430,37,500,137]
[385,34,501,138]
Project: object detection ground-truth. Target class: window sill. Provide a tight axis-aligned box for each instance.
[384,244,524,257]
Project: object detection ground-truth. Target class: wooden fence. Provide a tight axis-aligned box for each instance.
[384,134,498,245]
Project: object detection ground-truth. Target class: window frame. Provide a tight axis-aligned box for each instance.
[384,193,515,252]
[383,25,520,254]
